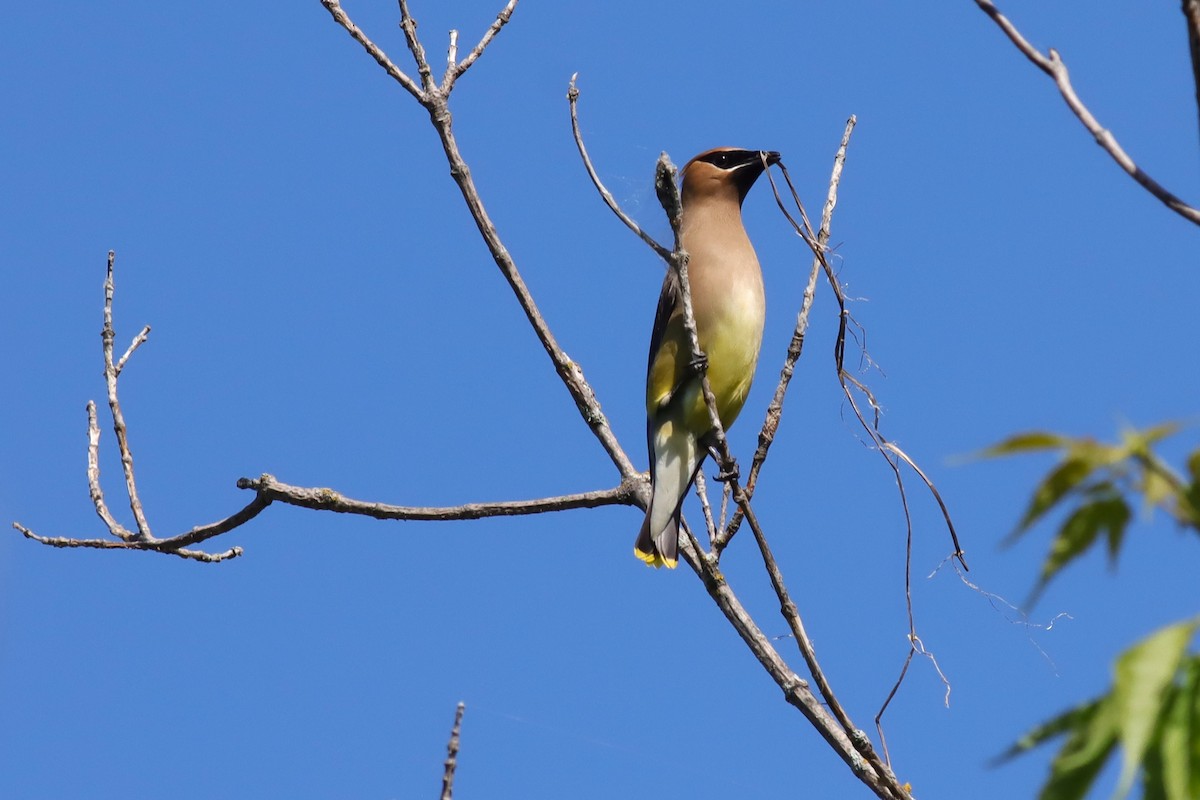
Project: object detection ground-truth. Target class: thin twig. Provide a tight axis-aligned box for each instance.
[974,0,1200,226]
[882,442,966,561]
[675,524,909,799]
[718,116,856,553]
[102,252,153,540]
[16,253,271,561]
[86,400,134,541]
[321,7,637,482]
[693,469,717,546]
[717,480,731,532]
[761,159,968,570]
[733,466,902,791]
[746,134,967,762]
[318,1,425,101]
[16,484,269,558]
[13,522,245,563]
[445,0,519,90]
[440,702,465,800]
[398,0,436,92]
[447,29,458,72]
[114,325,150,376]
[415,84,639,482]
[567,76,672,261]
[320,1,638,484]
[1186,0,1200,142]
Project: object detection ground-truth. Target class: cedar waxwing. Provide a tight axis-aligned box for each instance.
[635,147,781,568]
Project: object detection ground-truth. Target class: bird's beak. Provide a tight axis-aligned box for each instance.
[762,151,782,166]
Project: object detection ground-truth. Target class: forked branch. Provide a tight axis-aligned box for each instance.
[12,252,254,563]
[11,251,637,556]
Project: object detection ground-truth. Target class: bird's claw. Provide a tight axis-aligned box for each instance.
[713,459,740,484]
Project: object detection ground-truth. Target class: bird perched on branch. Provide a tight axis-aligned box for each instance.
[635,147,780,568]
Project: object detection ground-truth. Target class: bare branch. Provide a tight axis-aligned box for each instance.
[237,473,638,521]
[446,29,458,72]
[114,325,150,376]
[86,400,134,541]
[692,469,718,546]
[440,703,465,800]
[567,76,673,262]
[319,0,425,101]
[974,0,1200,226]
[882,441,966,561]
[1186,0,1200,142]
[13,521,245,563]
[15,252,269,562]
[675,534,910,799]
[740,490,899,787]
[422,103,639,483]
[718,116,857,553]
[317,5,636,481]
[445,0,518,89]
[397,0,436,92]
[102,252,153,540]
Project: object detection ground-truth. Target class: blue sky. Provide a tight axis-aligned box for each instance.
[2,1,1197,798]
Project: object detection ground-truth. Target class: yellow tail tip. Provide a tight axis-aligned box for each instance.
[634,547,678,569]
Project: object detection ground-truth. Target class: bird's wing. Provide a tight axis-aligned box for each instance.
[645,269,684,414]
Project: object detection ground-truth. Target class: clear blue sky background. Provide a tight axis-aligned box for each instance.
[2,2,1197,798]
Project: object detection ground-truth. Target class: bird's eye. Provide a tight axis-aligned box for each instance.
[713,153,733,168]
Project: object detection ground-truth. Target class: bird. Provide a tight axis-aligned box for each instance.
[635,147,780,568]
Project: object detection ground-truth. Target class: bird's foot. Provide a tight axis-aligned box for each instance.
[713,458,740,484]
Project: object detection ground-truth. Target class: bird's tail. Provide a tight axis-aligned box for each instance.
[635,421,705,569]
[634,510,679,569]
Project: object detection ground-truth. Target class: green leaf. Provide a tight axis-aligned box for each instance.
[1009,457,1100,540]
[994,696,1119,800]
[1154,657,1200,800]
[1187,449,1200,486]
[1141,468,1177,517]
[1041,696,1120,800]
[994,699,1104,765]
[1121,422,1183,453]
[1102,499,1130,566]
[981,431,1071,458]
[1028,493,1129,601]
[1183,450,1200,530]
[1113,620,1200,798]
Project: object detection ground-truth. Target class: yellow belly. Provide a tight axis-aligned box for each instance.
[682,310,761,433]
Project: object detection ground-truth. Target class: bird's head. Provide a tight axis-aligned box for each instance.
[681,148,781,206]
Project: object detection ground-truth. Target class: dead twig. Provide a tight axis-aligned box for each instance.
[974,0,1200,226]
[1186,0,1200,143]
[444,1,518,90]
[440,702,465,800]
[100,252,152,539]
[716,116,857,553]
[12,252,256,562]
[567,76,673,261]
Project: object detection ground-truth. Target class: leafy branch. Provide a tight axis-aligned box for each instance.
[995,619,1200,800]
[985,424,1200,605]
